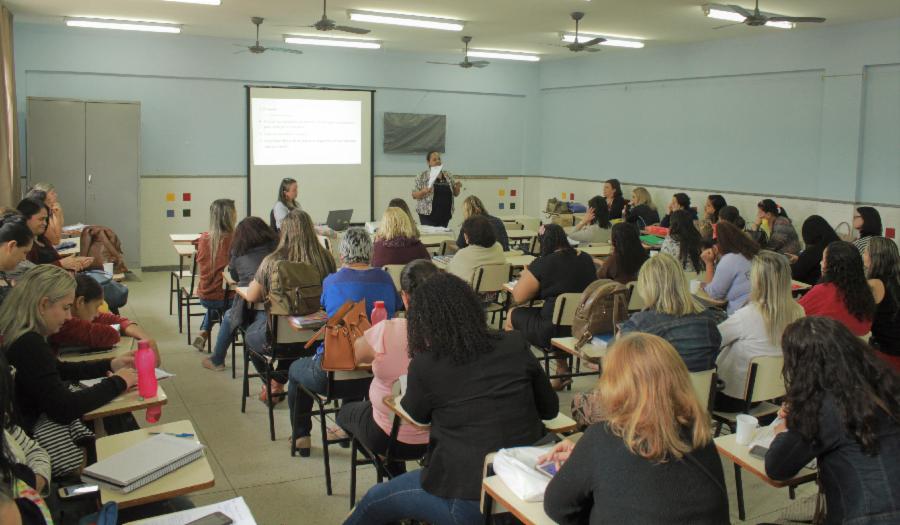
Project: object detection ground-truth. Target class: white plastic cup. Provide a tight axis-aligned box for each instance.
[736,414,759,445]
[103,262,115,276]
[690,280,701,294]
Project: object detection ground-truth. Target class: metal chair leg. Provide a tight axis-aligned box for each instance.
[241,348,250,413]
[734,463,746,521]
[321,401,333,495]
[349,439,358,508]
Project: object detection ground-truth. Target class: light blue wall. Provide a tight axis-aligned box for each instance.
[539,17,900,204]
[14,23,541,178]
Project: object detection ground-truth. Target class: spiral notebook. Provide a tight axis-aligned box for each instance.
[82,434,204,493]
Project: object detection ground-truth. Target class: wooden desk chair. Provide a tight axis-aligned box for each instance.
[241,312,318,440]
[383,265,404,292]
[504,222,524,231]
[294,369,373,496]
[528,235,541,256]
[516,217,541,233]
[439,239,458,256]
[348,385,428,508]
[689,368,717,413]
[470,263,512,325]
[177,256,204,338]
[713,355,784,436]
[533,292,588,390]
[169,256,193,316]
[625,280,646,312]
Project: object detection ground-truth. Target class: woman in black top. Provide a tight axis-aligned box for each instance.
[603,178,626,220]
[455,195,510,251]
[659,192,697,228]
[597,222,649,284]
[623,187,660,227]
[790,215,839,285]
[16,198,90,272]
[0,266,137,429]
[853,206,882,255]
[542,333,729,524]
[506,224,597,388]
[202,217,278,371]
[765,317,900,525]
[343,273,558,525]
[865,237,900,371]
[411,151,461,228]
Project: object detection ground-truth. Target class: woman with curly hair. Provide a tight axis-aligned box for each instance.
[344,272,558,525]
[798,241,876,336]
[505,223,596,388]
[766,317,900,524]
[865,237,900,370]
[597,222,649,284]
[790,215,839,285]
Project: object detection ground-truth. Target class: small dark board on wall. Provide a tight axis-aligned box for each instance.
[383,112,446,154]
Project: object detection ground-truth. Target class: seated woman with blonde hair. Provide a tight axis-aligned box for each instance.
[543,332,729,524]
[455,195,509,251]
[371,207,430,268]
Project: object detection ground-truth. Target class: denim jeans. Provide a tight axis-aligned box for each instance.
[209,302,238,366]
[199,297,231,332]
[343,470,481,525]
[287,354,328,438]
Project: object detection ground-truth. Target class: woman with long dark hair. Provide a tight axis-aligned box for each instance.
[766,317,900,524]
[568,195,611,245]
[701,221,759,314]
[799,241,876,336]
[603,179,626,220]
[191,198,237,351]
[790,215,839,285]
[506,224,596,388]
[202,217,278,371]
[853,206,883,255]
[753,199,800,255]
[16,198,92,272]
[0,212,33,280]
[597,222,649,284]
[865,237,900,370]
[344,273,558,525]
[660,209,703,272]
[697,195,726,240]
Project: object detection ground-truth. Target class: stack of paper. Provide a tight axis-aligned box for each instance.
[80,368,174,389]
[130,497,257,525]
[426,165,443,187]
[82,434,204,493]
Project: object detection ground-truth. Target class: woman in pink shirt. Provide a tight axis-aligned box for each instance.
[336,260,436,474]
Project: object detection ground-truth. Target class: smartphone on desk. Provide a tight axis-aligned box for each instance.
[749,445,769,460]
[535,461,558,478]
[58,483,99,498]
[185,512,234,525]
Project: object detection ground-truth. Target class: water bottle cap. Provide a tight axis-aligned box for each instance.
[137,339,150,350]
[374,301,384,307]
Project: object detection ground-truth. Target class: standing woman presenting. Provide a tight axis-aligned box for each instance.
[411,151,460,228]
[271,178,300,231]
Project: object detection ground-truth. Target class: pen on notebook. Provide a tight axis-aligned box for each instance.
[149,432,194,438]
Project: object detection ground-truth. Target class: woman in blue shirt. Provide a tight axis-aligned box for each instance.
[701,221,759,315]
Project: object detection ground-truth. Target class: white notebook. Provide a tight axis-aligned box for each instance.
[82,434,204,493]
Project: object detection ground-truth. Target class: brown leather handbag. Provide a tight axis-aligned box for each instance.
[305,300,370,371]
[79,226,128,273]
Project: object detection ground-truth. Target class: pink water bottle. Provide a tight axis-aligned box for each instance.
[135,340,161,423]
[371,301,387,325]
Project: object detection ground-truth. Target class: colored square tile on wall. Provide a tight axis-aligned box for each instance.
[570,193,575,201]
[166,209,175,218]
[510,202,516,210]
[182,209,191,217]
[498,203,505,210]
[165,193,175,202]
[560,192,566,199]
[510,189,517,197]
[498,189,505,197]
[182,193,192,202]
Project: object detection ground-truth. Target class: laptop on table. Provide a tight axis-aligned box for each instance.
[326,210,353,231]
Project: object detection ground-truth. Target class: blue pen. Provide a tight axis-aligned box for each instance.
[149,432,194,438]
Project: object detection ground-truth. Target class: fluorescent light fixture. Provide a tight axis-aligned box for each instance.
[702,4,795,29]
[561,33,644,48]
[347,10,464,31]
[65,17,181,33]
[163,0,221,5]
[703,6,746,22]
[468,50,540,62]
[284,35,381,49]
[764,20,795,29]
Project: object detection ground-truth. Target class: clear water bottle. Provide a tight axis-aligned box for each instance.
[135,340,161,423]
[370,301,387,325]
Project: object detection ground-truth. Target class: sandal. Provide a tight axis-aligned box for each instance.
[191,334,208,352]
[293,436,311,457]
[327,425,350,448]
[258,381,285,405]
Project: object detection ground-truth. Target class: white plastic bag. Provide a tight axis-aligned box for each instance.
[493,446,554,502]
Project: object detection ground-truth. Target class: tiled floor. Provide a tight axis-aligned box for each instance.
[122,270,813,524]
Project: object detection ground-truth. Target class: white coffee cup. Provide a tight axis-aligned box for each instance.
[735,414,759,445]
[103,262,115,276]
[690,280,701,294]
[649,250,658,257]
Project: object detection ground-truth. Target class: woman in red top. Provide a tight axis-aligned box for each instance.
[191,199,237,351]
[798,241,876,336]
[49,274,160,363]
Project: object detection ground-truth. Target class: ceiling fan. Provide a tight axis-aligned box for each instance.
[715,0,825,28]
[562,12,605,52]
[304,0,370,34]
[234,17,303,55]
[427,36,489,69]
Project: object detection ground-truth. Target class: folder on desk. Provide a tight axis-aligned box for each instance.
[82,434,204,493]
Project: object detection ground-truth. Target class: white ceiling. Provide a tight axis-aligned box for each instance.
[8,0,900,58]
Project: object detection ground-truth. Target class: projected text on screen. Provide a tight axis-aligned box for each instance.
[252,98,362,165]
